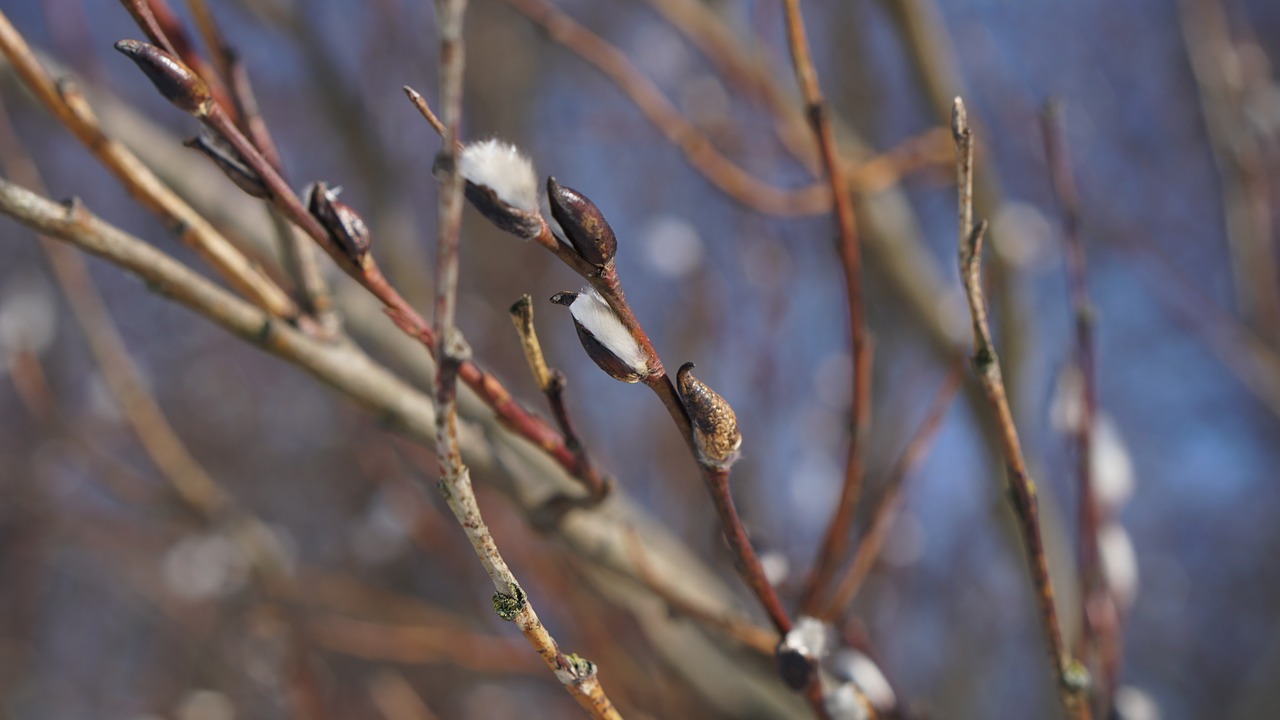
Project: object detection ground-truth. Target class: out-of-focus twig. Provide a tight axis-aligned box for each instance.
[624,529,778,656]
[0,10,299,320]
[780,0,873,620]
[953,98,1089,718]
[0,94,228,518]
[1042,102,1124,714]
[501,0,830,216]
[368,671,443,720]
[820,365,962,620]
[307,613,543,673]
[1178,0,1280,344]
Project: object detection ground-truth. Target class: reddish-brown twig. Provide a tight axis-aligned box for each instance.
[819,365,962,620]
[780,0,873,619]
[953,98,1089,717]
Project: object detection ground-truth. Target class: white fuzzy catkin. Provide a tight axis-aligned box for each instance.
[1099,522,1139,610]
[831,650,896,710]
[569,288,649,376]
[781,615,832,659]
[824,683,870,720]
[1093,415,1135,513]
[459,139,538,213]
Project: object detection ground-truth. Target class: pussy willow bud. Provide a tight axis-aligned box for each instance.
[677,362,742,469]
[453,140,542,239]
[550,289,648,383]
[306,182,371,264]
[776,616,830,691]
[184,128,268,198]
[114,40,213,117]
[547,177,617,267]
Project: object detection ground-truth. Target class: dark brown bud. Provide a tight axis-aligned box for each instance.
[114,40,213,116]
[547,177,617,266]
[776,646,817,691]
[184,128,267,198]
[306,182,371,264]
[676,363,742,468]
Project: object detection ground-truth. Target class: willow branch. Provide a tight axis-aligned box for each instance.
[953,98,1089,717]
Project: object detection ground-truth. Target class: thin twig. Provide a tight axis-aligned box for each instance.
[0,10,299,320]
[780,0,873,618]
[427,1,621,716]
[886,0,1031,420]
[820,364,962,620]
[953,97,1089,717]
[509,295,612,516]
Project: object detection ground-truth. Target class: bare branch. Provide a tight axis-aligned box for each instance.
[953,98,1090,718]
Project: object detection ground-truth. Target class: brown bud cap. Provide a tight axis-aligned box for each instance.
[677,363,742,468]
[775,646,817,691]
[461,179,543,239]
[114,40,213,117]
[184,128,268,198]
[547,177,617,266]
[306,182,371,264]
